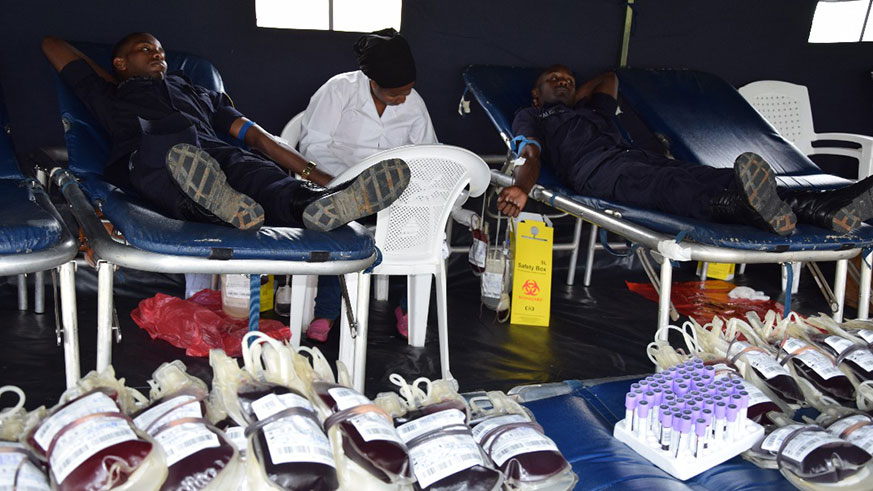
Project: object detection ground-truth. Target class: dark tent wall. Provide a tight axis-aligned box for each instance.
[1,0,871,168]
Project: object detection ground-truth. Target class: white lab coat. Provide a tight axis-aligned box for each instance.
[299,70,437,177]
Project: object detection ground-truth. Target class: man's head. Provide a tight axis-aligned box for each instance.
[111,32,166,81]
[354,28,416,106]
[532,64,576,108]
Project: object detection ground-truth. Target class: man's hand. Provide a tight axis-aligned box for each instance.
[497,186,528,217]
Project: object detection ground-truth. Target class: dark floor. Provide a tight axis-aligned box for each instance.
[0,220,839,411]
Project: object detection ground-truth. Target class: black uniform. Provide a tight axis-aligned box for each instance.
[512,93,735,220]
[61,59,305,226]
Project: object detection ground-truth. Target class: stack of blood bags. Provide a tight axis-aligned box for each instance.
[613,358,764,480]
[774,337,855,402]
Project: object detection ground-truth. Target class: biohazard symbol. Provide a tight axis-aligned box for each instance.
[522,279,540,296]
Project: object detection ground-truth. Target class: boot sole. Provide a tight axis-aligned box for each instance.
[734,152,797,236]
[166,143,265,231]
[302,158,411,232]
[832,184,873,234]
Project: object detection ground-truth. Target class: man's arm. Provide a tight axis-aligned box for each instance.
[41,36,115,83]
[496,141,541,218]
[574,71,618,104]
[229,118,334,187]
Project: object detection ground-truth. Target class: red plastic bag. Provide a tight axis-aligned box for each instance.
[626,279,785,324]
[131,289,290,357]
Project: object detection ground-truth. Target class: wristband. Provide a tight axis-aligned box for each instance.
[237,120,254,145]
[301,161,317,180]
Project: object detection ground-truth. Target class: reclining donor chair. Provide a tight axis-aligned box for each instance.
[0,87,80,386]
[47,43,378,388]
[461,65,873,332]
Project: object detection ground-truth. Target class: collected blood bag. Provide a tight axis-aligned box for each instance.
[469,392,577,490]
[755,424,871,484]
[776,337,855,402]
[312,382,413,486]
[468,215,488,275]
[132,389,241,491]
[0,442,51,491]
[377,375,503,491]
[726,340,804,404]
[809,333,873,381]
[238,384,338,491]
[25,388,167,491]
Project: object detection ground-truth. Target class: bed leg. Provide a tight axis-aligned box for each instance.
[59,261,80,387]
[17,274,27,311]
[657,259,673,336]
[859,251,872,320]
[353,272,370,392]
[34,271,45,314]
[566,217,583,286]
[96,261,114,373]
[833,259,848,323]
[583,223,597,287]
[699,262,708,280]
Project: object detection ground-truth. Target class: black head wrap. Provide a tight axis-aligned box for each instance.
[354,28,416,89]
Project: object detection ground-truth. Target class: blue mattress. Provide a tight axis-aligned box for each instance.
[524,379,793,490]
[462,65,873,251]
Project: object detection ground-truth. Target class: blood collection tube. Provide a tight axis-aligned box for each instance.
[675,383,689,398]
[700,408,713,448]
[737,391,749,422]
[725,403,738,441]
[694,418,707,458]
[690,405,701,421]
[625,392,639,431]
[660,409,673,451]
[675,416,692,457]
[714,402,727,441]
[636,400,650,439]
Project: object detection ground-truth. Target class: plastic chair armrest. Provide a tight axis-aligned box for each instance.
[811,132,873,179]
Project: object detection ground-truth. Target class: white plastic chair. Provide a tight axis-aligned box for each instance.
[330,144,491,388]
[279,112,305,148]
[739,80,873,179]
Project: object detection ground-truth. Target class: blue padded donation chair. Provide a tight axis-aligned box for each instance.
[462,65,873,332]
[49,43,377,389]
[0,87,80,387]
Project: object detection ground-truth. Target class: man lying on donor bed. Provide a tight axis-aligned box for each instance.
[497,65,873,236]
[42,32,409,232]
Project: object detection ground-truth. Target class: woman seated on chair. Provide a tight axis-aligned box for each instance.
[298,28,438,342]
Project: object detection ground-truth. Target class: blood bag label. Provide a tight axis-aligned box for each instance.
[348,412,403,444]
[781,432,844,462]
[781,338,843,380]
[0,447,51,491]
[761,425,805,453]
[852,329,873,344]
[133,394,201,434]
[481,271,502,299]
[827,415,871,437]
[224,426,247,458]
[472,415,557,467]
[397,409,467,442]
[49,416,138,484]
[727,341,789,380]
[470,239,487,268]
[824,336,873,371]
[34,391,119,450]
[327,387,370,411]
[251,393,334,468]
[154,422,220,467]
[842,427,873,453]
[407,434,484,489]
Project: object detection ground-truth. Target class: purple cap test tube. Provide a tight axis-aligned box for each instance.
[714,401,727,441]
[725,403,739,441]
[636,400,650,439]
[625,392,639,431]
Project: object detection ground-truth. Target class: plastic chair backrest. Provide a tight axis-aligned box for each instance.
[738,80,816,155]
[280,112,304,148]
[54,42,225,177]
[335,144,490,266]
[0,85,23,179]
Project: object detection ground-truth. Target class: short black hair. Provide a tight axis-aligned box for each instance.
[110,32,151,66]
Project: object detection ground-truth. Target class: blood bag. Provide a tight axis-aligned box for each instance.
[726,340,804,404]
[810,333,873,381]
[776,337,855,402]
[756,424,871,483]
[469,392,577,490]
[25,388,167,491]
